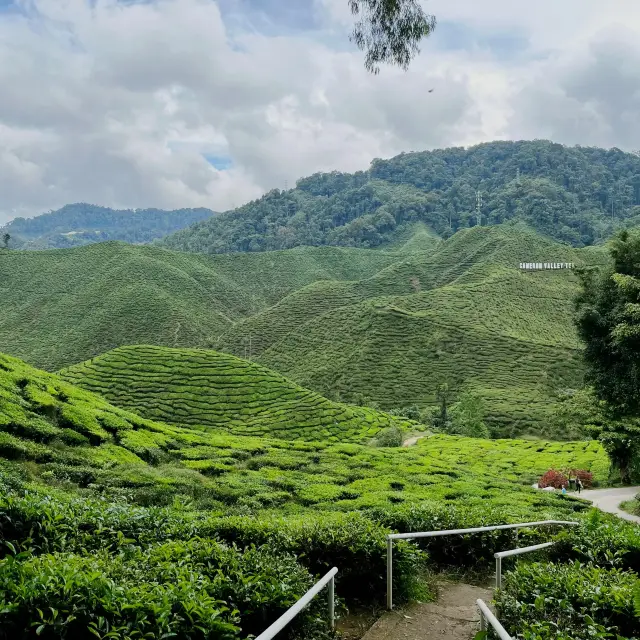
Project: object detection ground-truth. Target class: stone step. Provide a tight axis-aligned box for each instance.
[362,582,493,640]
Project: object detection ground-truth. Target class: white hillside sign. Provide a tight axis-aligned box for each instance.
[519,262,574,270]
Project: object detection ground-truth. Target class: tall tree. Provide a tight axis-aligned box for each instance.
[576,230,640,482]
[349,0,437,73]
[576,231,640,413]
[2,233,9,249]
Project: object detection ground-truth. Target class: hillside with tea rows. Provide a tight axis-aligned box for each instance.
[0,241,406,370]
[0,348,608,516]
[218,225,608,436]
[60,345,413,442]
[0,222,611,437]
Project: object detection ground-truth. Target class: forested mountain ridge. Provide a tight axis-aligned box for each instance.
[160,140,640,253]
[2,203,215,249]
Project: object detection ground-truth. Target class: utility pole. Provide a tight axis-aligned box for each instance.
[516,168,521,184]
[476,191,482,227]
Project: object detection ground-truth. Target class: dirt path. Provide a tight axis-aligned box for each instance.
[402,434,430,447]
[361,582,492,640]
[580,486,640,524]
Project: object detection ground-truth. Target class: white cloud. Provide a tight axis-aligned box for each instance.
[0,0,639,224]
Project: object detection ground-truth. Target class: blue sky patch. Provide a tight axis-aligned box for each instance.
[433,20,531,60]
[204,154,233,170]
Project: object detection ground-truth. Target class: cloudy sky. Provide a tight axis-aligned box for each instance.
[1,0,639,223]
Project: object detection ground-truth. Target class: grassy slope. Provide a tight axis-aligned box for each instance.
[59,345,414,442]
[219,226,608,436]
[0,242,404,370]
[1,350,609,515]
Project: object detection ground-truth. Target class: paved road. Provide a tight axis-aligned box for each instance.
[580,486,640,523]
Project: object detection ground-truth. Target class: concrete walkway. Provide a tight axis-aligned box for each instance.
[362,582,492,640]
[580,486,640,524]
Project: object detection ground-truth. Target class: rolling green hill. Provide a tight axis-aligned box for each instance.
[59,345,414,441]
[160,140,640,254]
[2,348,609,509]
[217,225,609,437]
[1,203,215,249]
[0,241,406,370]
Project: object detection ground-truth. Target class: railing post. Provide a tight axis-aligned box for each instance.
[387,537,393,610]
[515,528,518,547]
[328,575,335,629]
[495,556,502,589]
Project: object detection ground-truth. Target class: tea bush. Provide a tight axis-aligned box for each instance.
[366,502,579,567]
[60,345,415,443]
[203,512,427,604]
[550,509,640,573]
[0,490,425,606]
[0,351,625,638]
[496,561,639,639]
[0,539,328,640]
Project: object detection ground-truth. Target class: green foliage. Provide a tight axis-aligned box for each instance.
[576,231,640,413]
[0,350,625,639]
[0,223,606,437]
[3,350,609,514]
[60,345,414,442]
[496,561,639,639]
[550,509,640,572]
[0,539,326,640]
[205,512,426,604]
[216,224,601,438]
[448,392,490,438]
[373,426,404,447]
[348,0,436,74]
[2,203,214,249]
[161,141,640,254]
[575,231,640,482]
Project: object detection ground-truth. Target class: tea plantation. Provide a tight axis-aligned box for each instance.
[59,345,413,442]
[3,348,638,638]
[224,225,607,436]
[0,224,613,435]
[0,242,405,371]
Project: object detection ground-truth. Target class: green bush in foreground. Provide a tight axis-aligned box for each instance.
[550,509,640,573]
[496,561,639,639]
[0,490,425,607]
[0,539,327,640]
[204,512,427,604]
[367,501,587,567]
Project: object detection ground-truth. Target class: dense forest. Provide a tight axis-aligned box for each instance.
[161,140,640,253]
[2,203,215,249]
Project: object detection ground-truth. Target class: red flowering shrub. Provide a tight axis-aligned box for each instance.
[538,469,568,489]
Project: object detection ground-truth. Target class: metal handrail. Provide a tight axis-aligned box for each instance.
[494,541,554,588]
[477,599,512,640]
[387,520,578,540]
[254,567,337,640]
[386,520,578,609]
